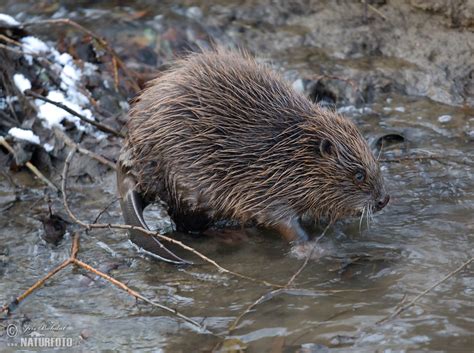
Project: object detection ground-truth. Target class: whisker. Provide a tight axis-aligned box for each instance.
[359,206,365,234]
[366,205,370,230]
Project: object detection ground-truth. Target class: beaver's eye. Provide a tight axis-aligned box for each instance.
[354,170,366,184]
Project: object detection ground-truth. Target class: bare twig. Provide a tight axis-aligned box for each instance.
[0,42,57,67]
[0,43,34,57]
[361,0,388,21]
[228,226,330,332]
[72,258,207,330]
[0,34,22,46]
[25,90,124,138]
[112,55,119,90]
[377,257,473,324]
[92,197,119,224]
[1,259,71,314]
[61,148,282,288]
[0,136,59,191]
[53,127,116,169]
[1,232,209,332]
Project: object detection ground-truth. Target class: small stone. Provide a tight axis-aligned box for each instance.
[438,115,452,123]
[186,6,202,19]
[292,78,305,94]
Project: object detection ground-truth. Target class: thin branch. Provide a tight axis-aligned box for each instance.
[227,226,330,332]
[377,257,473,324]
[1,232,210,333]
[25,90,124,138]
[0,34,22,46]
[92,197,119,224]
[0,136,59,192]
[61,148,282,288]
[72,258,207,330]
[53,127,116,169]
[112,55,119,90]
[287,226,329,286]
[1,259,71,314]
[0,43,29,57]
[361,0,388,21]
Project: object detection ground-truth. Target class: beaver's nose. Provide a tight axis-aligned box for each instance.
[375,194,390,211]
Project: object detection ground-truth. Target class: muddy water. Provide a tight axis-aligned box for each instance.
[1,1,473,352]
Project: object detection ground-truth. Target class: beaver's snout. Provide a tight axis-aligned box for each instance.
[375,194,390,211]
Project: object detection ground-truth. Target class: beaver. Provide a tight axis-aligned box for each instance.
[117,48,389,263]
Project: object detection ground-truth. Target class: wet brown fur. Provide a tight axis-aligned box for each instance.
[122,48,386,231]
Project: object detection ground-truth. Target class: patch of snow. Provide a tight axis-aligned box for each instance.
[6,96,19,104]
[92,130,107,140]
[8,127,40,144]
[21,36,50,54]
[68,88,90,107]
[438,115,452,123]
[83,62,98,76]
[57,52,73,66]
[13,73,32,93]
[383,107,392,112]
[36,90,92,129]
[14,34,101,136]
[43,143,54,152]
[0,13,20,26]
[24,55,34,65]
[0,96,20,114]
[60,63,81,88]
[50,55,91,107]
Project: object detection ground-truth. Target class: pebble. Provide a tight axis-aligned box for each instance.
[292,78,305,94]
[438,115,452,123]
[186,6,203,20]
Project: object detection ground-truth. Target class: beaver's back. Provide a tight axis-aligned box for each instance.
[125,49,322,224]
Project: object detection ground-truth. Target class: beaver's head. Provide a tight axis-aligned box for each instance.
[300,109,389,223]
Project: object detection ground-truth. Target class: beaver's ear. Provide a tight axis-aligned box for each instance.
[319,139,334,157]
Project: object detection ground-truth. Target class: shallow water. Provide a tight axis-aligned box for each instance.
[1,1,473,352]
